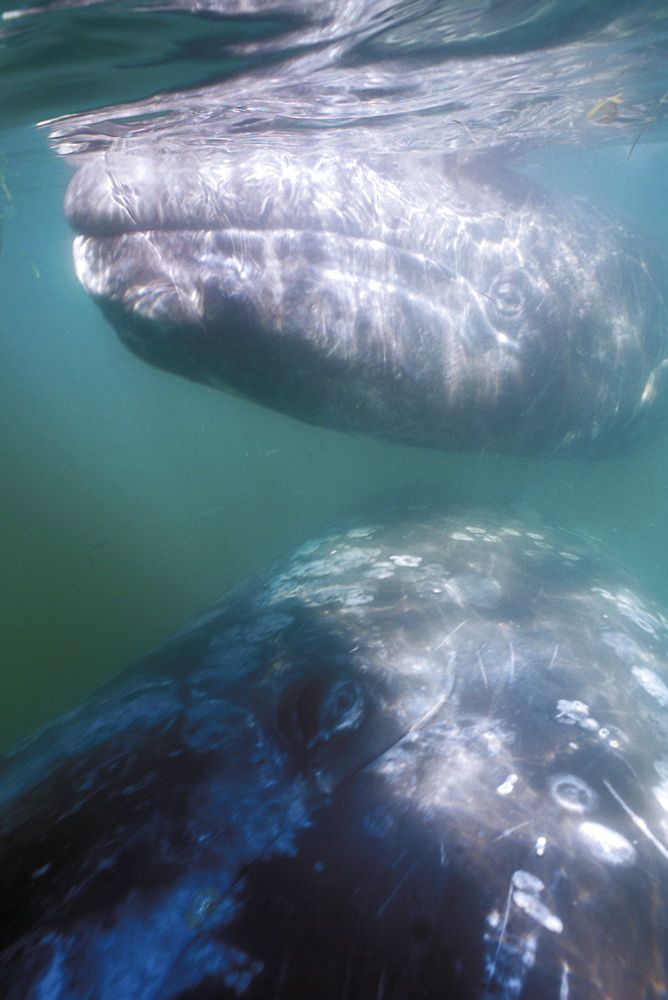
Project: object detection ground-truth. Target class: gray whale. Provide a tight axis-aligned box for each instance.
[67,148,668,456]
[2,510,668,998]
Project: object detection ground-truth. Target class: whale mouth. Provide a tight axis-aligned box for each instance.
[72,224,458,328]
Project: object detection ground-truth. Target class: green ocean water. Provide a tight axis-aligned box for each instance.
[1,4,668,753]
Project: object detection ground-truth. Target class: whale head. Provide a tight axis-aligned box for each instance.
[66,147,668,455]
[2,512,668,998]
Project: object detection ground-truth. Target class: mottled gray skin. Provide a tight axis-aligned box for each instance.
[66,148,668,456]
[2,510,668,999]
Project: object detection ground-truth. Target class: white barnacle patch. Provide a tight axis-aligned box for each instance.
[509,871,563,933]
[464,525,487,534]
[511,870,543,894]
[632,665,668,707]
[291,546,382,578]
[363,561,395,580]
[389,554,422,568]
[450,531,475,541]
[597,726,625,750]
[512,891,564,934]
[548,773,598,813]
[555,699,599,732]
[497,773,518,796]
[578,821,637,866]
[558,551,580,562]
[482,729,507,755]
[535,836,547,857]
[282,581,376,608]
[525,532,545,541]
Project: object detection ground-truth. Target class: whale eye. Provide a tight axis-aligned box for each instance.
[489,268,533,317]
[292,677,366,748]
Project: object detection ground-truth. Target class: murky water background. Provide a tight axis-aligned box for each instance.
[1,0,668,751]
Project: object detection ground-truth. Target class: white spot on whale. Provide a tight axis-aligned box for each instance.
[497,773,518,796]
[511,870,543,893]
[555,699,598,731]
[632,665,668,706]
[389,554,422,567]
[512,891,563,934]
[578,822,637,866]
[363,561,395,580]
[509,870,563,933]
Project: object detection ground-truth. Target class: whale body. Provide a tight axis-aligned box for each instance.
[1,510,668,998]
[66,148,668,456]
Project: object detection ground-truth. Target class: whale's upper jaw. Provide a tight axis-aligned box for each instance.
[64,149,438,241]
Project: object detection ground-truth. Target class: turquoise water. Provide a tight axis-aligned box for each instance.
[1,1,668,751]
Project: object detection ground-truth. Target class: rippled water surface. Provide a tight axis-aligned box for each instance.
[1,0,668,749]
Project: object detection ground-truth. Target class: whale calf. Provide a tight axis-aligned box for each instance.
[1,510,668,998]
[66,148,668,456]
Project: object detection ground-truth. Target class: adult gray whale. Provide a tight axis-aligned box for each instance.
[2,510,668,999]
[66,148,668,456]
